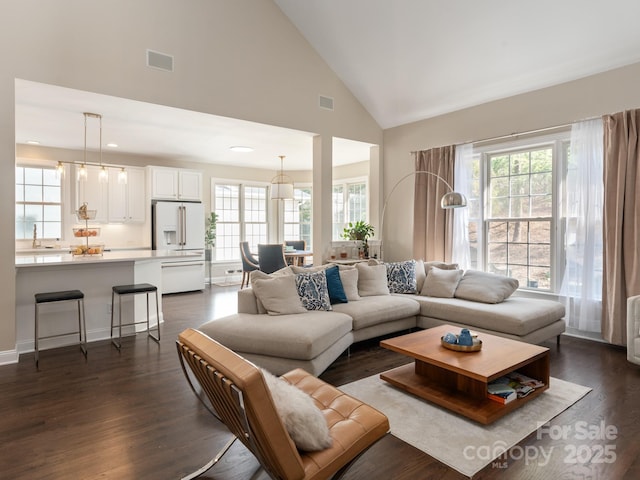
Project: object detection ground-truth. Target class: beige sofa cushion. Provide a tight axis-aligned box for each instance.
[421,267,463,298]
[332,295,419,331]
[339,268,361,301]
[253,275,307,315]
[356,263,390,296]
[198,312,353,360]
[454,270,519,304]
[410,295,565,336]
[249,267,295,313]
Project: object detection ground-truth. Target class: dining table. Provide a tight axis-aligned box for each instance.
[285,249,313,266]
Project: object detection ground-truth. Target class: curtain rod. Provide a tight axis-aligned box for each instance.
[410,114,603,154]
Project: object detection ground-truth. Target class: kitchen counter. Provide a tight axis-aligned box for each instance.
[15,249,203,267]
[15,249,205,356]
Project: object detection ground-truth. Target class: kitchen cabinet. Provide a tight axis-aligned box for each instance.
[75,165,108,223]
[149,167,202,201]
[108,167,146,223]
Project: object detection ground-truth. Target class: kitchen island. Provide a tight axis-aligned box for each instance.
[15,249,204,355]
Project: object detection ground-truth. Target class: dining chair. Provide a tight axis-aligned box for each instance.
[239,242,260,289]
[257,243,287,274]
[285,240,306,251]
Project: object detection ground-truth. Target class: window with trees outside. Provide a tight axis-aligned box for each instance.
[332,180,367,240]
[213,183,267,261]
[284,187,312,249]
[470,140,565,292]
[16,165,62,241]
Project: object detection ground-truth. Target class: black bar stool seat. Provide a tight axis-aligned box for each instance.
[113,283,157,295]
[34,289,87,368]
[110,283,160,349]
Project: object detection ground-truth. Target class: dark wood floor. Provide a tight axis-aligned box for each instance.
[1,284,639,479]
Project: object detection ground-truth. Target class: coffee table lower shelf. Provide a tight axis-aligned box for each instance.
[380,363,549,425]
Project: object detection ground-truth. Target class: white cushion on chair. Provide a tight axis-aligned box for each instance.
[261,368,332,452]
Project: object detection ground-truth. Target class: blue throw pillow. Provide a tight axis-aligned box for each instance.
[386,260,417,294]
[325,265,348,304]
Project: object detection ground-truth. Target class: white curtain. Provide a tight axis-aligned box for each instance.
[452,143,473,270]
[560,118,604,332]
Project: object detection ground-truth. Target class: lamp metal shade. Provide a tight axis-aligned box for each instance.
[440,191,467,209]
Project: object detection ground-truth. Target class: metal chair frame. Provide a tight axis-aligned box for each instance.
[110,285,160,349]
[34,291,87,368]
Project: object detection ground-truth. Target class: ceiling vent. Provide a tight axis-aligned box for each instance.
[146,49,174,72]
[319,95,334,111]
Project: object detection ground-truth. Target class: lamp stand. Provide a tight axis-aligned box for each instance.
[380,170,466,261]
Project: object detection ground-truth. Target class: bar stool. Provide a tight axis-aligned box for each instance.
[110,283,160,349]
[34,289,87,368]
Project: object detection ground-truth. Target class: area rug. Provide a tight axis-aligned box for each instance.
[339,374,591,477]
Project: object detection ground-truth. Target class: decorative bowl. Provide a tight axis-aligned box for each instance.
[73,228,100,238]
[71,244,104,256]
[441,336,482,352]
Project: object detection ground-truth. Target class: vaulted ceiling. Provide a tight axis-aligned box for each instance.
[16,1,640,170]
[275,0,640,128]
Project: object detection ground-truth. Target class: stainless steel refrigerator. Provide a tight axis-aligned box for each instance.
[152,200,205,293]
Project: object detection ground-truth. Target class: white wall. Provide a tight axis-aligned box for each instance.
[382,62,640,262]
[0,0,383,357]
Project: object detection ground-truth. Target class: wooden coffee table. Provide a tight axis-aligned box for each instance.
[380,325,550,424]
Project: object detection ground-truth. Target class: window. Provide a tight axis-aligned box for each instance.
[213,183,267,261]
[16,165,62,240]
[332,179,367,240]
[284,187,312,248]
[486,147,553,289]
[470,138,565,292]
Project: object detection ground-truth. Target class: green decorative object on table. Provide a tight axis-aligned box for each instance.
[341,220,374,258]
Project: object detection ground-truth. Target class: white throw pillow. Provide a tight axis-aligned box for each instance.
[252,275,307,315]
[423,261,459,276]
[261,368,332,452]
[291,264,328,274]
[356,263,390,296]
[454,270,519,304]
[414,259,427,292]
[420,267,463,298]
[339,268,361,301]
[250,267,294,313]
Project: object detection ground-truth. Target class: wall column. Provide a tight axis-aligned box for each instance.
[312,135,332,265]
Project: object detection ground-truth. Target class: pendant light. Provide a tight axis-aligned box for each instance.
[270,155,294,200]
[81,112,107,183]
[55,161,65,179]
[117,167,128,184]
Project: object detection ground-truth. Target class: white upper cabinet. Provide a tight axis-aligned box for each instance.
[178,169,203,201]
[108,167,146,223]
[149,167,202,201]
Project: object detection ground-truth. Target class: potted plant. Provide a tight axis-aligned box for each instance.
[204,212,218,262]
[341,220,374,258]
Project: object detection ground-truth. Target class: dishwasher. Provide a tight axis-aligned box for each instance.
[161,256,205,294]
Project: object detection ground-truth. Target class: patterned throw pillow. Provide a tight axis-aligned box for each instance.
[295,271,332,311]
[386,260,417,294]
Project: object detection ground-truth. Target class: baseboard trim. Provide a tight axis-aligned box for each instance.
[0,348,19,365]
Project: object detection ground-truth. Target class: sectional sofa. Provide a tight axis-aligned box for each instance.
[198,260,566,376]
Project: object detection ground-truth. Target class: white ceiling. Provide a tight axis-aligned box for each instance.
[16,1,640,167]
[15,80,374,171]
[275,0,640,129]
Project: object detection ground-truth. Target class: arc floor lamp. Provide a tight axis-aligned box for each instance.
[379,170,467,260]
